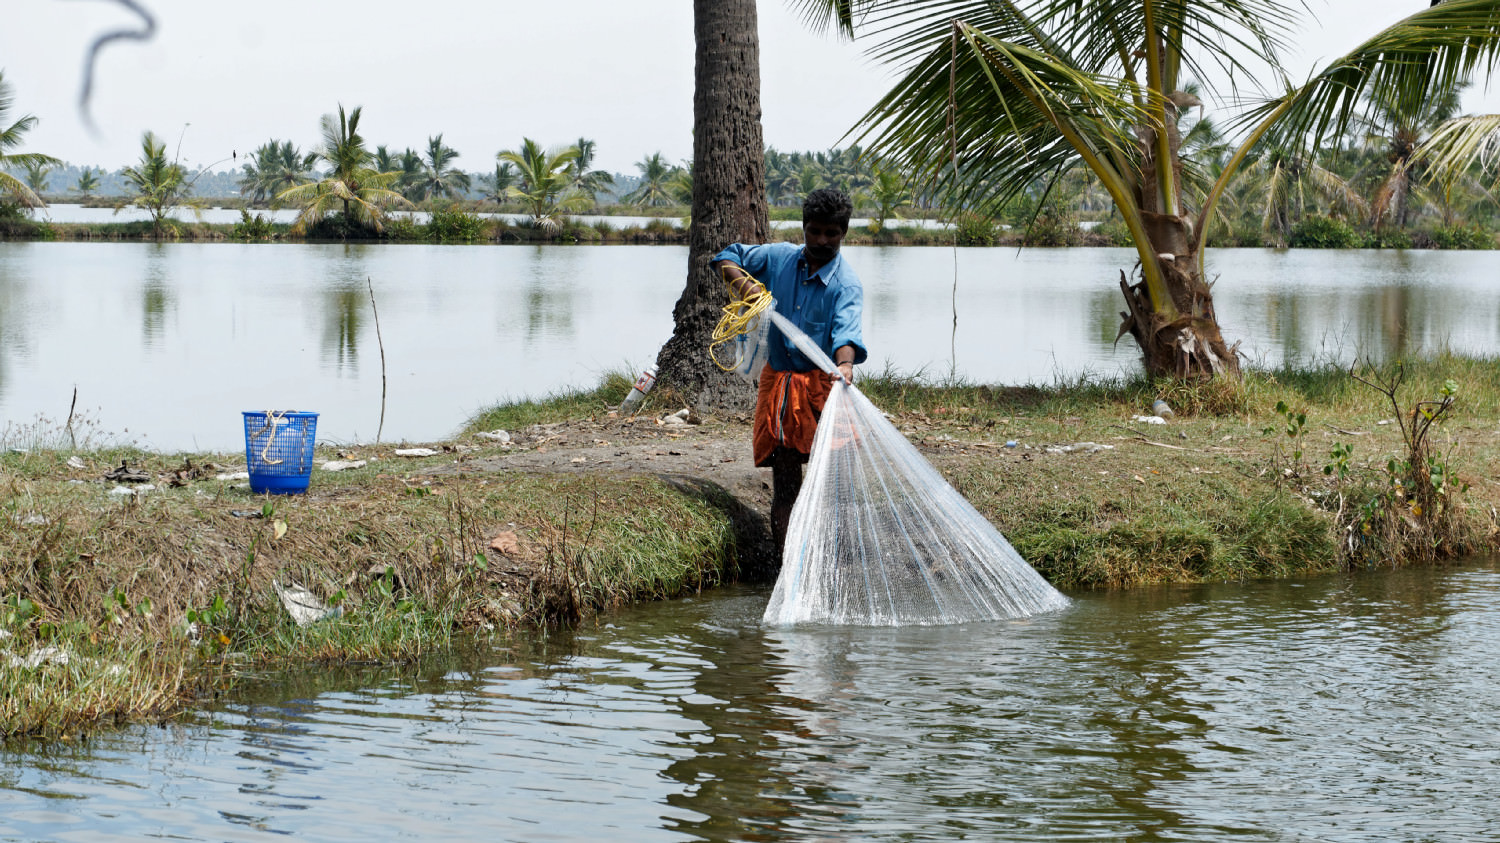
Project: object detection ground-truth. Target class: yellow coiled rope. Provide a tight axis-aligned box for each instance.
[709,267,774,371]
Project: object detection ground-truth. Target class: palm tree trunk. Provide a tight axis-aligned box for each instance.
[1117,200,1238,378]
[655,0,769,410]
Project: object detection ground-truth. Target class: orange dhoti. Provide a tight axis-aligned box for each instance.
[753,367,833,467]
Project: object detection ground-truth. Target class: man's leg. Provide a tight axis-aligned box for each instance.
[770,446,803,563]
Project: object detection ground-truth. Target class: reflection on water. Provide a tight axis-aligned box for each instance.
[5,562,1500,840]
[1,243,1499,450]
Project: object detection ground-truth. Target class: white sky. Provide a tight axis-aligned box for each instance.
[3,0,1498,176]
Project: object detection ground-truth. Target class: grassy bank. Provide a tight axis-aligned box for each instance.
[0,427,740,739]
[6,356,1500,739]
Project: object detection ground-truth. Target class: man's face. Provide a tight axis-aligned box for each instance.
[803,219,847,268]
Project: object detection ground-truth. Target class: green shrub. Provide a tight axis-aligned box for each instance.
[425,208,487,243]
[1289,214,1360,249]
[954,212,999,246]
[1021,207,1082,246]
[1427,224,1495,250]
[233,209,276,241]
[1363,228,1413,249]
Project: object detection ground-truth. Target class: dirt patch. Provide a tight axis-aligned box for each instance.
[437,411,772,511]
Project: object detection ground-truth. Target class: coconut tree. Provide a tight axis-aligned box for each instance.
[625,152,678,206]
[275,105,409,235]
[0,70,59,209]
[75,167,101,198]
[567,137,615,201]
[22,159,55,195]
[867,165,910,232]
[497,138,591,228]
[1359,81,1466,230]
[118,131,192,238]
[481,162,516,203]
[409,134,471,201]
[241,140,316,204]
[652,0,768,410]
[798,0,1500,378]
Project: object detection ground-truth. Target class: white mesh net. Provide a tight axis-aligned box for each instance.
[760,311,1070,627]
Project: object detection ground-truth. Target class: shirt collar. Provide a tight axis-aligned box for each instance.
[798,249,844,286]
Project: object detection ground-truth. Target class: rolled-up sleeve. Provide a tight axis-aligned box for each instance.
[712,243,770,276]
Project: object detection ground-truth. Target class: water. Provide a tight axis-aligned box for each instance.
[2,242,1498,451]
[5,561,1500,841]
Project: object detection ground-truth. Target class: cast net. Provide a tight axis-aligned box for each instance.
[761,310,1070,627]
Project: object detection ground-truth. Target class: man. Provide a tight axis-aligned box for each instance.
[711,187,867,562]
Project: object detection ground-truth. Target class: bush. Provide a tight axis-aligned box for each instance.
[232,209,276,241]
[954,212,999,246]
[424,208,487,243]
[1289,214,1360,249]
[1021,207,1082,246]
[1426,224,1494,250]
[1363,228,1413,250]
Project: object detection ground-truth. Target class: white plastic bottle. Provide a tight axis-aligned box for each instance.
[618,366,658,414]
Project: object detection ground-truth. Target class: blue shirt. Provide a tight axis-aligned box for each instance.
[712,242,867,374]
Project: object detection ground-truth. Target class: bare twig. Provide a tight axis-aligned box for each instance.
[366,277,387,444]
[65,386,78,449]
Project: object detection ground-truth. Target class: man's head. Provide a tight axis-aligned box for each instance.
[802,187,853,270]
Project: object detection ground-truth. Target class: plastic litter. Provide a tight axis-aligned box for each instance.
[274,581,343,626]
[321,459,368,472]
[1045,442,1114,455]
[1132,415,1168,425]
[618,366,658,414]
[761,310,1069,627]
[394,448,439,458]
[66,456,87,470]
[1152,399,1175,418]
[476,430,512,443]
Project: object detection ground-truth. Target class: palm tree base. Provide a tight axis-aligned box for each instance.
[1118,267,1240,379]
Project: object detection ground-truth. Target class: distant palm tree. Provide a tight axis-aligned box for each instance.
[409,134,471,201]
[1360,82,1466,229]
[75,167,101,198]
[118,131,192,238]
[397,148,424,200]
[240,140,316,204]
[867,166,909,232]
[481,162,516,203]
[275,105,409,235]
[625,152,678,206]
[374,144,399,176]
[666,160,693,204]
[0,70,59,208]
[22,159,55,195]
[497,138,590,228]
[567,137,615,201]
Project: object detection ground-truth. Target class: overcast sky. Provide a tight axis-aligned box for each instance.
[3,0,1498,177]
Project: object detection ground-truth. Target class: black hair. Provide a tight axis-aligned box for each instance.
[802,187,853,231]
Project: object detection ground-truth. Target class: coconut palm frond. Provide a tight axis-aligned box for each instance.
[1419,113,1500,190]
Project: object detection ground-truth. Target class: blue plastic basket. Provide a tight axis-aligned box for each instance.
[243,411,319,494]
